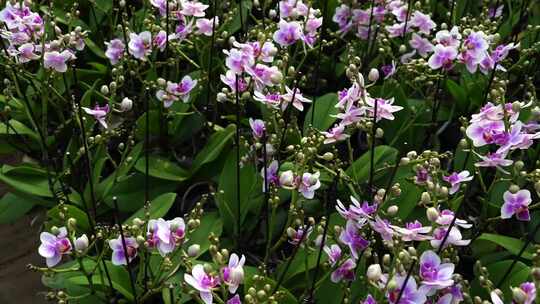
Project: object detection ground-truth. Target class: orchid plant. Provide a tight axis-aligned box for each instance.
[0,0,540,304]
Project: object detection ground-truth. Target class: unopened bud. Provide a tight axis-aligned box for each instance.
[368,68,379,82]
[426,207,439,222]
[366,264,382,281]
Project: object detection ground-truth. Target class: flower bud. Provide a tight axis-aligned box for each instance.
[368,68,379,82]
[366,264,382,281]
[121,97,133,112]
[512,287,527,304]
[100,85,109,95]
[74,234,89,252]
[421,192,431,204]
[322,152,333,161]
[387,205,398,216]
[279,170,295,189]
[509,184,520,194]
[426,207,439,222]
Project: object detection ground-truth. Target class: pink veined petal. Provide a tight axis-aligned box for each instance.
[112,250,127,266]
[420,250,441,266]
[184,273,203,291]
[40,232,56,245]
[157,239,175,256]
[491,291,504,304]
[156,219,171,244]
[109,238,124,251]
[46,253,62,268]
[228,282,239,294]
[516,190,531,206]
[200,291,213,304]
[38,244,56,258]
[97,118,108,129]
[330,269,342,283]
[192,264,207,282]
[516,208,530,221]
[438,263,455,280]
[229,253,239,268]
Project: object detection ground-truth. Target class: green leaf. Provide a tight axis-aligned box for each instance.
[134,156,190,182]
[485,260,530,301]
[476,233,534,260]
[66,260,138,301]
[48,204,91,232]
[446,79,468,112]
[103,174,177,212]
[0,119,39,140]
[346,145,398,184]
[303,93,339,132]
[0,164,53,197]
[84,38,106,59]
[185,212,223,258]
[0,192,35,224]
[124,192,177,224]
[215,149,260,234]
[191,124,235,173]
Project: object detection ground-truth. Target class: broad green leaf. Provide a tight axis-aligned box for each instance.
[191,124,235,173]
[134,156,190,182]
[0,164,53,197]
[476,233,534,260]
[303,93,339,132]
[124,192,177,224]
[485,260,530,302]
[0,192,35,224]
[346,145,398,184]
[0,119,39,140]
[48,204,91,232]
[216,149,260,234]
[446,79,468,112]
[185,212,223,258]
[103,174,177,212]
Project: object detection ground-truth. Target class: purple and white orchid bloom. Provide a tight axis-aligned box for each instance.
[180,0,208,17]
[431,226,470,249]
[221,253,245,293]
[330,258,356,283]
[17,43,40,63]
[409,33,434,57]
[364,97,403,122]
[322,124,349,144]
[288,226,312,246]
[361,294,377,304]
[501,189,532,221]
[418,250,454,295]
[443,170,473,194]
[184,264,220,304]
[273,19,302,46]
[428,44,458,70]
[435,209,472,229]
[281,86,312,111]
[105,39,125,65]
[370,216,394,242]
[339,220,369,259]
[381,60,397,79]
[128,31,152,60]
[466,120,506,147]
[297,171,321,199]
[82,104,110,128]
[336,196,377,223]
[323,244,342,267]
[386,275,427,304]
[249,118,265,139]
[261,160,279,191]
[38,227,72,267]
[414,167,431,185]
[109,235,139,266]
[410,11,436,34]
[392,220,432,242]
[516,282,536,304]
[196,17,219,36]
[474,151,513,171]
[44,50,75,73]
[147,217,186,256]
